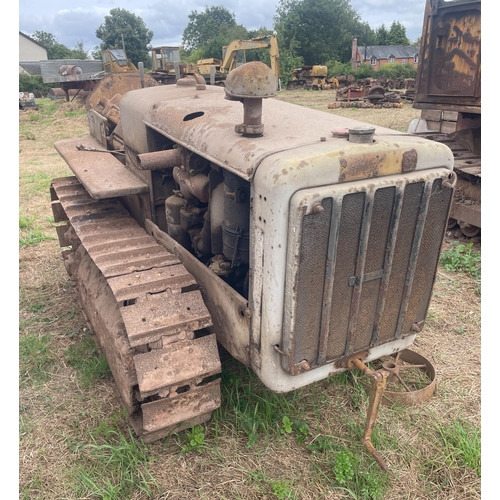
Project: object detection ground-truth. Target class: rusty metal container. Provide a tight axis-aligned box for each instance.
[414,0,481,113]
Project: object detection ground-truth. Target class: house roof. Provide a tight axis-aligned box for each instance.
[359,45,420,60]
[19,61,42,75]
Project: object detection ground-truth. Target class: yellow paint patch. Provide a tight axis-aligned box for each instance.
[338,149,404,182]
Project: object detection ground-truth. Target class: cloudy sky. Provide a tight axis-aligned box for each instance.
[19,0,427,54]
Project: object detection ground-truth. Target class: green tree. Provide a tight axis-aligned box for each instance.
[31,31,57,49]
[72,41,88,59]
[95,8,154,68]
[203,22,250,60]
[182,6,237,53]
[375,24,389,45]
[386,21,410,45]
[274,0,366,65]
[30,31,88,59]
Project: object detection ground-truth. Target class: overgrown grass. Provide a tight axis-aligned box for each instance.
[19,215,53,247]
[19,171,55,196]
[65,335,110,388]
[70,428,158,500]
[436,419,481,476]
[195,359,390,499]
[19,333,56,386]
[214,359,311,448]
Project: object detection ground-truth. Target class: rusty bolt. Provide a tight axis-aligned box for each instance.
[411,321,423,333]
[313,203,325,214]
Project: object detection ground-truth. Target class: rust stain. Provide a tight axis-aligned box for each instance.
[402,149,418,172]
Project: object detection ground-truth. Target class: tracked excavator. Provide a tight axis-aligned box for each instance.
[409,0,481,238]
[196,35,280,88]
[50,60,455,469]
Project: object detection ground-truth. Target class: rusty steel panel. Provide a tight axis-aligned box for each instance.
[85,72,159,112]
[134,334,221,398]
[88,109,108,147]
[414,0,481,111]
[55,135,149,199]
[118,83,439,183]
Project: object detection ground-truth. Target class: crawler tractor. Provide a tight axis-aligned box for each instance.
[51,61,455,468]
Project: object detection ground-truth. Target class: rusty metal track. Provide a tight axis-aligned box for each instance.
[50,176,221,442]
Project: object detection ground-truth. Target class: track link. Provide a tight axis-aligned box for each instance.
[50,176,222,442]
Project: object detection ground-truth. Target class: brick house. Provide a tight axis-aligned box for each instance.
[351,37,419,70]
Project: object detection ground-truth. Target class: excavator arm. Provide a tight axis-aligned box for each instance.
[221,35,280,88]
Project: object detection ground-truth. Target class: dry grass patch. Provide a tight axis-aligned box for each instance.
[274,90,421,131]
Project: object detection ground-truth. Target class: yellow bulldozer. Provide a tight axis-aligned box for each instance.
[150,46,197,85]
[287,65,338,90]
[101,48,137,73]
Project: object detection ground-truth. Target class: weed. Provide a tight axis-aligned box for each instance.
[440,242,481,279]
[271,478,295,499]
[332,449,356,485]
[308,439,389,499]
[23,130,36,140]
[65,335,110,387]
[27,302,47,314]
[294,420,310,445]
[70,428,158,499]
[247,470,297,499]
[180,425,207,453]
[19,213,53,247]
[307,435,338,454]
[19,216,33,230]
[280,415,293,434]
[90,409,128,438]
[453,325,467,335]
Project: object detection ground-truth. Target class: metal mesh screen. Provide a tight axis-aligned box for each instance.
[285,173,451,374]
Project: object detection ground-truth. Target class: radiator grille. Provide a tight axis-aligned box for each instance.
[282,171,452,374]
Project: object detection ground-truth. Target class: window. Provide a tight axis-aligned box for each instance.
[414,55,419,63]
[370,57,376,66]
[402,59,406,64]
[389,57,394,63]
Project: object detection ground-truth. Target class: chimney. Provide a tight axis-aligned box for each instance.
[351,37,358,70]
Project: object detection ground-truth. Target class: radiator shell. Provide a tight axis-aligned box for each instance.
[282,170,453,375]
